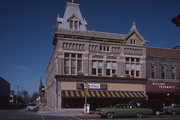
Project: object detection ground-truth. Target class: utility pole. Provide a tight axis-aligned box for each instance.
[83,80,89,114]
[41,86,45,111]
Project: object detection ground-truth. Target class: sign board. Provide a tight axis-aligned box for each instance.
[88,84,100,89]
[76,83,107,90]
[146,81,176,93]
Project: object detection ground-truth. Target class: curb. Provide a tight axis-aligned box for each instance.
[64,114,100,117]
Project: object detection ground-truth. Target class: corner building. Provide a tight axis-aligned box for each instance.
[46,1,148,111]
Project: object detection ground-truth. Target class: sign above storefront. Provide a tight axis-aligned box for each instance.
[88,84,100,89]
[146,81,176,93]
[76,83,107,90]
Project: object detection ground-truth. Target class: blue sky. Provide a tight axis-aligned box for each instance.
[0,0,179,95]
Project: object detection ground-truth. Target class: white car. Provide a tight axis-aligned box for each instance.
[27,103,38,111]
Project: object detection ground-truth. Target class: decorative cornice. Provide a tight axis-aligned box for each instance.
[55,75,147,84]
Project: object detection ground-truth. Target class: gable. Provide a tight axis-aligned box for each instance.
[67,14,81,22]
[125,31,148,46]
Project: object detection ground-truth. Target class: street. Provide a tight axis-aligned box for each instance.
[0,109,67,120]
[1,109,180,120]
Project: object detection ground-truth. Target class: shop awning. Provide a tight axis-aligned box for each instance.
[62,90,147,98]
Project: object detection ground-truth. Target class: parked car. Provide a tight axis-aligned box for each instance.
[129,99,163,115]
[26,103,38,111]
[163,104,180,115]
[100,104,153,119]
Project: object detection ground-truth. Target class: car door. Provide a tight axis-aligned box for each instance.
[116,104,129,117]
[127,105,137,117]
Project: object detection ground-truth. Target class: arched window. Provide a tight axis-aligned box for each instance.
[171,66,176,79]
[70,20,73,29]
[161,66,166,79]
[74,21,78,29]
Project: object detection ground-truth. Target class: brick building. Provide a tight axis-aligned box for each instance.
[146,47,180,105]
[46,1,148,111]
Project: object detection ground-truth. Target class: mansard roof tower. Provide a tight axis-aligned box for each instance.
[56,0,87,31]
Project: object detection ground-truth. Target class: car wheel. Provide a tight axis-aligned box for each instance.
[155,111,160,116]
[101,115,105,118]
[136,113,144,118]
[106,112,114,119]
[172,111,177,115]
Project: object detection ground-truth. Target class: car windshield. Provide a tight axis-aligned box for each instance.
[28,104,36,106]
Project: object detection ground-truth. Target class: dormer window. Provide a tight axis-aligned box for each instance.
[69,20,79,30]
[68,15,80,30]
[74,21,78,29]
[69,20,80,30]
[70,20,73,29]
[130,39,136,45]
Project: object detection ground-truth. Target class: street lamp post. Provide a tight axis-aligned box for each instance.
[83,80,88,114]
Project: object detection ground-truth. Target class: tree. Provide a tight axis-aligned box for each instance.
[20,90,30,104]
[172,15,180,27]
[30,92,39,103]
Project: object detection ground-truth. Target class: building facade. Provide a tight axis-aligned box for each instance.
[0,76,10,108]
[46,1,148,111]
[146,47,180,105]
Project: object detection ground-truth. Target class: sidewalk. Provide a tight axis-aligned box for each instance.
[38,106,100,117]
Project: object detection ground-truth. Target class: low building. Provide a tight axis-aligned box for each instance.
[0,76,10,108]
[146,47,180,105]
[46,1,148,111]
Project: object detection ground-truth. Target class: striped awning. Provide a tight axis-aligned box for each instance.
[62,90,148,98]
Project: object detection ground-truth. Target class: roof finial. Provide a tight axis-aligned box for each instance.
[131,20,137,31]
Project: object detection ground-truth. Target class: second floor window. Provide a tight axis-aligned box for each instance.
[151,65,156,78]
[106,61,117,76]
[125,57,141,78]
[92,60,102,76]
[171,66,176,79]
[64,53,82,75]
[161,66,166,79]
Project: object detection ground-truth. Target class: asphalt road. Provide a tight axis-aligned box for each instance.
[0,109,68,120]
[1,109,180,120]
